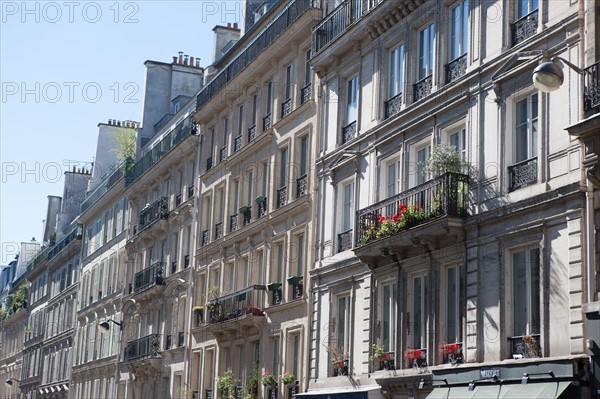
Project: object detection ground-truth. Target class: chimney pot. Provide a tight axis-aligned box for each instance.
[173,56,178,63]
[190,56,194,66]
[196,59,201,67]
[184,55,189,65]
[227,22,231,28]
[73,165,76,172]
[234,22,238,29]
[178,52,183,64]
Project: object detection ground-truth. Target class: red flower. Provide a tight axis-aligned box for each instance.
[398,204,408,213]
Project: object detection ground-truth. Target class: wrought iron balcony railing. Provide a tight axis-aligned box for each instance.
[356,172,469,247]
[312,0,382,55]
[197,0,321,110]
[445,53,467,84]
[508,157,537,192]
[248,124,257,142]
[47,224,82,260]
[508,334,541,358]
[277,186,287,208]
[342,121,357,144]
[125,116,196,187]
[220,146,228,162]
[296,174,307,198]
[215,222,223,239]
[234,135,242,152]
[81,158,129,213]
[337,229,353,252]
[584,61,600,112]
[301,82,312,104]
[206,388,214,399]
[413,75,432,102]
[230,213,238,232]
[512,9,538,46]
[133,261,166,294]
[138,197,169,232]
[240,206,252,226]
[281,98,292,118]
[124,334,161,362]
[268,283,283,305]
[384,92,402,119]
[263,113,272,131]
[256,196,268,217]
[207,285,267,324]
[202,229,210,246]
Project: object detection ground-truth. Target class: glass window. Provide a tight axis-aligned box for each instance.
[512,247,540,336]
[380,283,397,353]
[280,148,288,188]
[517,0,538,18]
[342,181,354,232]
[346,75,359,125]
[272,336,280,375]
[389,45,405,98]
[305,49,312,85]
[446,266,461,343]
[418,23,435,80]
[515,94,538,163]
[296,234,304,277]
[238,105,244,137]
[416,145,431,185]
[450,1,468,60]
[285,65,293,100]
[412,274,428,348]
[266,82,273,116]
[336,295,350,353]
[300,136,308,177]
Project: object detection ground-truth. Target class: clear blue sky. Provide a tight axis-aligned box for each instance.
[0,0,244,264]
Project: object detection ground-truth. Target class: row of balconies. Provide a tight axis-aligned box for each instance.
[201,175,308,247]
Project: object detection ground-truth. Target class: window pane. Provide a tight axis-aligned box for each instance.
[513,251,527,336]
[342,183,353,231]
[387,162,397,197]
[529,248,540,333]
[447,267,458,343]
[413,277,422,347]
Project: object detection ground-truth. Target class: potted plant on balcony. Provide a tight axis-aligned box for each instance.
[239,205,251,215]
[286,276,302,286]
[217,369,237,399]
[266,282,282,292]
[369,343,390,362]
[261,372,277,387]
[325,345,349,369]
[281,372,296,386]
[522,335,539,357]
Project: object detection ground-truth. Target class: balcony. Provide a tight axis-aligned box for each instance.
[584,61,600,112]
[337,229,353,252]
[267,283,283,305]
[230,213,238,232]
[508,334,541,359]
[138,197,169,232]
[206,389,214,399]
[413,75,432,102]
[445,53,467,84]
[263,113,272,131]
[312,0,382,55]
[215,222,223,240]
[512,9,538,46]
[80,159,128,213]
[125,116,196,187]
[508,157,537,191]
[234,136,242,152]
[124,334,161,362]
[256,196,268,218]
[342,121,356,144]
[240,206,252,226]
[196,0,321,112]
[133,262,166,294]
[296,174,307,198]
[220,146,228,162]
[277,186,287,208]
[281,98,292,118]
[47,224,82,260]
[355,173,469,254]
[301,83,311,104]
[248,124,257,142]
[206,285,267,335]
[384,92,402,119]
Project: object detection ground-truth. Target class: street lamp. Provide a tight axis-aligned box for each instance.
[5,378,20,386]
[533,57,583,92]
[99,319,122,332]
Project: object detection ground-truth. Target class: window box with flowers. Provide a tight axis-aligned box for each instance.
[404,348,427,370]
[261,372,277,387]
[358,204,430,246]
[281,372,296,386]
[439,343,463,364]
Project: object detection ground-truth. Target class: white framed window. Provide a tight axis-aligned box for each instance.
[418,23,435,80]
[339,180,354,233]
[378,282,397,354]
[299,135,309,178]
[449,1,468,61]
[389,44,405,99]
[510,247,540,336]
[305,49,312,86]
[285,64,293,100]
[237,105,244,138]
[382,154,401,198]
[346,75,359,125]
[444,266,461,343]
[266,81,273,117]
[410,274,428,349]
[272,336,280,375]
[230,179,239,215]
[279,147,289,189]
[333,294,351,354]
[413,143,431,186]
[515,93,538,163]
[516,0,538,19]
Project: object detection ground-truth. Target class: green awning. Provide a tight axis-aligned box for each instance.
[425,382,572,399]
